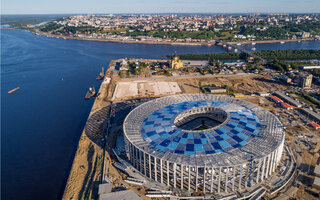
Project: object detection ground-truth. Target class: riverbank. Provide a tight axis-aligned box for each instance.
[229,38,314,45]
[62,79,112,200]
[30,29,317,46]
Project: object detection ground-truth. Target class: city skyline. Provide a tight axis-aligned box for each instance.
[2,0,320,15]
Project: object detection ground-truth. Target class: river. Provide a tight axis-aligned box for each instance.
[1,28,319,200]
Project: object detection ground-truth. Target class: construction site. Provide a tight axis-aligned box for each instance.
[62,59,320,200]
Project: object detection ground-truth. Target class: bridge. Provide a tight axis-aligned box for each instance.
[215,40,267,65]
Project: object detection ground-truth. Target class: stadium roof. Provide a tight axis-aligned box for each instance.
[141,100,260,155]
[124,94,285,167]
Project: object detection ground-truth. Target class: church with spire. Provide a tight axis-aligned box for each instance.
[171,53,183,69]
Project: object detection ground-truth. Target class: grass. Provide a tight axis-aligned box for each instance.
[195,125,210,130]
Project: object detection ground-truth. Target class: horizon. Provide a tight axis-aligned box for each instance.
[2,0,320,15]
[2,12,320,16]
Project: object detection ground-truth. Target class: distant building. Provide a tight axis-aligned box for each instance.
[299,108,320,123]
[273,91,302,108]
[258,92,270,97]
[204,86,227,94]
[281,102,294,110]
[270,96,283,103]
[301,32,310,38]
[171,55,183,69]
[280,75,292,84]
[308,121,320,130]
[299,74,313,89]
[300,66,320,70]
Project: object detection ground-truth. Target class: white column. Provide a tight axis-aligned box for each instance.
[135,147,138,169]
[155,157,157,181]
[195,167,199,191]
[139,150,143,173]
[269,153,274,176]
[245,163,248,188]
[210,167,214,193]
[143,152,146,176]
[130,144,134,164]
[181,165,184,190]
[203,165,206,193]
[167,161,170,186]
[225,167,229,193]
[188,166,191,191]
[265,155,270,178]
[238,165,243,190]
[174,163,177,188]
[149,154,152,178]
[272,150,277,173]
[160,159,163,184]
[218,167,222,193]
[232,166,236,191]
[256,159,262,183]
[261,157,266,181]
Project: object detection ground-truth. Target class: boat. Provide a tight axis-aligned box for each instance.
[251,47,256,51]
[251,42,256,45]
[96,67,105,80]
[236,43,241,46]
[8,87,20,94]
[85,86,96,100]
[280,41,285,44]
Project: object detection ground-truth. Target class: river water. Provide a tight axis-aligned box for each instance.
[1,29,319,200]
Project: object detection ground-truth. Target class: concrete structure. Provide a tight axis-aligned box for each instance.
[314,164,320,176]
[99,190,141,200]
[308,121,320,130]
[273,92,302,108]
[182,60,209,67]
[123,94,285,194]
[98,183,111,194]
[313,177,320,190]
[299,108,320,123]
[258,92,270,97]
[204,86,227,94]
[281,102,294,110]
[300,66,320,70]
[299,74,313,89]
[270,96,283,104]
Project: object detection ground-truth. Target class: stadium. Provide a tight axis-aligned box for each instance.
[123,94,285,194]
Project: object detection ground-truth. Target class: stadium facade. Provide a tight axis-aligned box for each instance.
[123,94,285,194]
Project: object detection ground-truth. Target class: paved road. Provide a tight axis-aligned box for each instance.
[215,40,267,65]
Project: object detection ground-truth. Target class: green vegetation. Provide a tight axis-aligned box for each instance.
[225,85,236,94]
[195,125,210,130]
[168,52,246,60]
[312,69,320,76]
[256,50,320,60]
[39,22,62,32]
[53,26,100,34]
[300,92,320,108]
[239,21,320,40]
[126,30,216,40]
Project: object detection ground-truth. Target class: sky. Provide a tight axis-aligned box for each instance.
[2,0,320,14]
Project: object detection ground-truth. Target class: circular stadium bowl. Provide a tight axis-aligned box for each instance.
[123,94,285,194]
